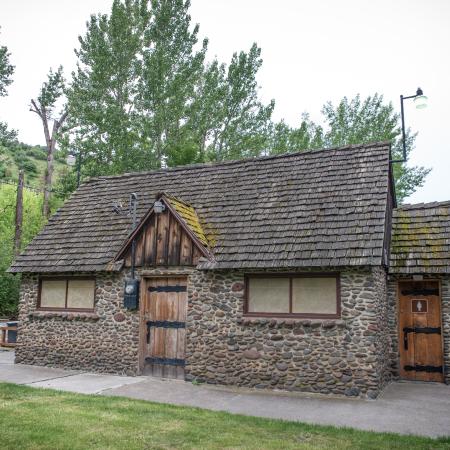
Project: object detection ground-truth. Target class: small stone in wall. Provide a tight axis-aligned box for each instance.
[231,282,244,292]
[113,313,126,322]
[243,349,261,360]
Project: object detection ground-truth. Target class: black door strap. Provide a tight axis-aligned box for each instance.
[403,327,441,350]
[404,365,443,373]
[145,357,185,367]
[148,285,187,293]
[146,320,185,329]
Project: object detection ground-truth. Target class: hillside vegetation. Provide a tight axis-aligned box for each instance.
[0,141,67,189]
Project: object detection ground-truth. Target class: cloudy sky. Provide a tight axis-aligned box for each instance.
[0,0,449,203]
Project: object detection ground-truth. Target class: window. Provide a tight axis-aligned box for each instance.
[39,278,95,311]
[245,274,339,318]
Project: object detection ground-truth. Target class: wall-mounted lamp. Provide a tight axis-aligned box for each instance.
[391,87,428,164]
[153,200,166,214]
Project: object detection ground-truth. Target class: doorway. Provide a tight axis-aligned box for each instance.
[398,280,444,382]
[140,277,187,379]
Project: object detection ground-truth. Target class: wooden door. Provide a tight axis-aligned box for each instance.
[398,281,444,382]
[140,277,187,379]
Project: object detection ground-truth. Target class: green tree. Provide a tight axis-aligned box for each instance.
[63,0,274,182]
[271,94,429,202]
[65,0,150,177]
[0,29,14,98]
[193,44,274,162]
[0,185,46,317]
[270,114,323,155]
[0,31,17,152]
[139,0,207,167]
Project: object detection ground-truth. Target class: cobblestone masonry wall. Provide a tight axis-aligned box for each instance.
[185,267,391,399]
[15,267,195,375]
[387,278,400,379]
[372,266,392,391]
[15,272,140,375]
[16,266,394,396]
[443,277,450,384]
[387,275,450,384]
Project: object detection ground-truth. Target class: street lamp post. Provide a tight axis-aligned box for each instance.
[391,87,428,164]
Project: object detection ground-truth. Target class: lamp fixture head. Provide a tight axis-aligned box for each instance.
[153,200,165,214]
[414,87,428,109]
[66,154,76,166]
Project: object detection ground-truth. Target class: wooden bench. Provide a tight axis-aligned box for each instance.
[0,324,18,347]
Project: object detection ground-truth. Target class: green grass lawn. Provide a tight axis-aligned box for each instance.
[0,383,448,450]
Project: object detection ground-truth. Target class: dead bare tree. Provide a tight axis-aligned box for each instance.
[30,66,67,218]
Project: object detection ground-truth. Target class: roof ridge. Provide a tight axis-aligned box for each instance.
[84,141,391,184]
[398,200,450,210]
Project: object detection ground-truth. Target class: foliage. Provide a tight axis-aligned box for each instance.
[0,29,14,97]
[270,94,430,202]
[139,0,208,166]
[0,185,46,317]
[1,383,449,449]
[0,140,66,187]
[65,0,151,177]
[0,121,17,147]
[37,66,65,116]
[63,0,274,180]
[53,165,78,200]
[198,44,275,162]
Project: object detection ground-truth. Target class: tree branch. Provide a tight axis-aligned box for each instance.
[29,99,43,118]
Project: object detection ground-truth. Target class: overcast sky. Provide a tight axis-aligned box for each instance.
[0,0,449,203]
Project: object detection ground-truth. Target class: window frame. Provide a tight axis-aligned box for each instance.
[244,273,341,319]
[37,277,96,312]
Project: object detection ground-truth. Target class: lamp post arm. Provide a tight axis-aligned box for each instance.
[391,94,409,164]
[400,94,407,162]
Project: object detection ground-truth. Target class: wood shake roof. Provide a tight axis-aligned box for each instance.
[9,142,393,273]
[390,201,450,274]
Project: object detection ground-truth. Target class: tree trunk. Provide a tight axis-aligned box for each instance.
[42,120,56,218]
[14,170,24,256]
[29,103,68,219]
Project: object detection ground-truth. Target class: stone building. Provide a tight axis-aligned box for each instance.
[9,142,449,398]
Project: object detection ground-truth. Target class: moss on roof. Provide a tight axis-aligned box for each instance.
[165,195,210,248]
[390,201,450,274]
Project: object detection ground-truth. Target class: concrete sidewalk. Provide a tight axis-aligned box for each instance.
[0,350,145,393]
[1,350,449,437]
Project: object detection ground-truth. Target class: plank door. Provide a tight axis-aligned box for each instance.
[140,277,187,379]
[398,281,444,382]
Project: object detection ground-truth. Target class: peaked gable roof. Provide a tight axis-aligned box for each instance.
[9,142,393,273]
[390,200,450,274]
[115,193,211,263]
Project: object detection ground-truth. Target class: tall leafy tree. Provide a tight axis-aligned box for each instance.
[63,0,274,180]
[269,114,323,155]
[0,29,14,97]
[139,0,207,167]
[0,185,46,317]
[66,0,150,176]
[270,94,430,202]
[0,30,16,148]
[30,66,67,217]
[200,44,274,162]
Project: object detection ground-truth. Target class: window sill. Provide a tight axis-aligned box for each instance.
[29,311,99,321]
[238,317,345,329]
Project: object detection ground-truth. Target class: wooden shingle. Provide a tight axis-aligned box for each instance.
[9,142,393,273]
[390,201,450,274]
